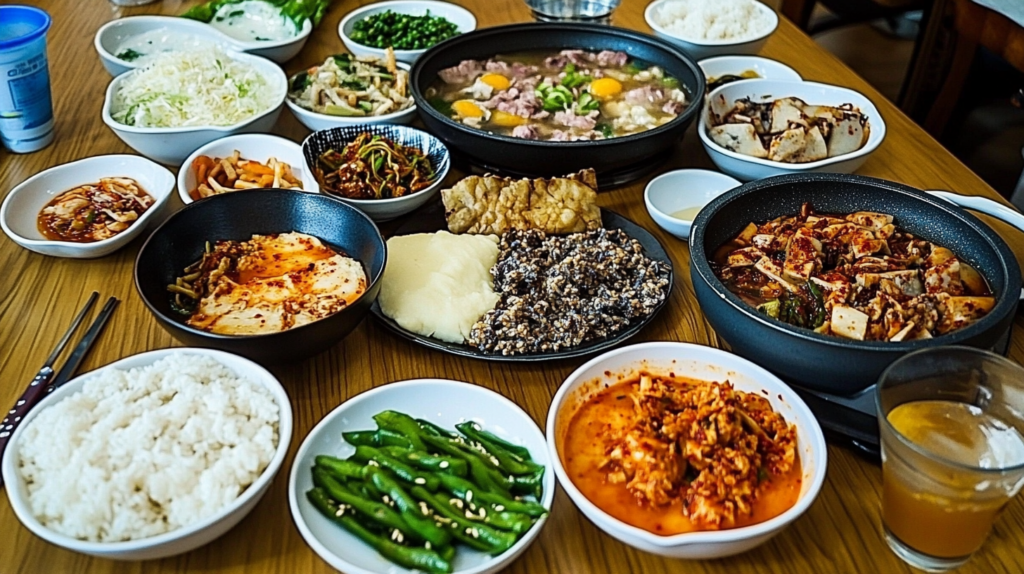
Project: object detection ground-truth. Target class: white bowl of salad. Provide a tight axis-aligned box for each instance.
[101,47,287,166]
[287,53,417,132]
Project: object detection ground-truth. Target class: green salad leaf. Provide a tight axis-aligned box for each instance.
[182,0,335,28]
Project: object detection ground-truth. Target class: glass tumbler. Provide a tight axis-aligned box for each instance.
[524,0,622,24]
[876,346,1024,572]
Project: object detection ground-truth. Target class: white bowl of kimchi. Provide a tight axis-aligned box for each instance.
[101,48,287,166]
[546,341,827,559]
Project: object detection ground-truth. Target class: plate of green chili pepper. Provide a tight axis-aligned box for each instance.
[289,379,553,574]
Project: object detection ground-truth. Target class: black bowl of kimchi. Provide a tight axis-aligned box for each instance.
[689,173,1022,395]
[134,189,387,364]
[410,23,705,187]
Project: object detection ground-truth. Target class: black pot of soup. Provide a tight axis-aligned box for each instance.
[411,23,705,186]
[689,173,1022,395]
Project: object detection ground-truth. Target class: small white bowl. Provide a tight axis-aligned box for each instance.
[645,0,779,61]
[698,55,801,87]
[0,155,175,258]
[1,348,294,560]
[546,342,827,559]
[101,50,287,166]
[289,378,554,574]
[94,15,311,75]
[178,133,312,205]
[700,79,886,182]
[301,124,451,221]
[286,62,417,132]
[644,169,741,240]
[339,1,477,65]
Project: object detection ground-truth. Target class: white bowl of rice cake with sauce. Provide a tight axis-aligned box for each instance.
[1,348,293,560]
[546,341,827,558]
[101,47,287,165]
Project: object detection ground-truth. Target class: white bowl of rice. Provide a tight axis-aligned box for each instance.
[1,348,293,560]
[645,0,779,61]
[102,47,287,166]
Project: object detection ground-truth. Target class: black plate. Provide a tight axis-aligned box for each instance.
[370,204,674,362]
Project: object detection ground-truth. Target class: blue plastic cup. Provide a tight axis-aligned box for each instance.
[0,6,54,153]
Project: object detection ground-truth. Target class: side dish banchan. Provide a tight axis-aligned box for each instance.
[562,371,800,533]
[37,177,154,243]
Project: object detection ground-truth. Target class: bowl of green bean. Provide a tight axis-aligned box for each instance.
[339,1,477,65]
[288,379,554,574]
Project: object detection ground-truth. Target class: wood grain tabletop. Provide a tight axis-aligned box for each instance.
[2,1,1024,573]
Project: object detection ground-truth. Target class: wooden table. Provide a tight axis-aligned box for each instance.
[2,1,1024,573]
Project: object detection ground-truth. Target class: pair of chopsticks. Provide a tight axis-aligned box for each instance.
[0,292,118,487]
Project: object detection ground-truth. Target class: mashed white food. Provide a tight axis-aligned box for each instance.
[18,354,279,542]
[379,231,500,343]
[653,0,773,42]
[112,48,275,128]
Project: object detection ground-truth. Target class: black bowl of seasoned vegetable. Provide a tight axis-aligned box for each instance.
[134,189,387,365]
[411,22,705,187]
[689,173,1022,395]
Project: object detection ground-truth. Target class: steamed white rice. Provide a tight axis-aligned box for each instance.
[653,0,773,42]
[17,354,280,542]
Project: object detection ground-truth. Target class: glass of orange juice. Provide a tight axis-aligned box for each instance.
[876,346,1024,572]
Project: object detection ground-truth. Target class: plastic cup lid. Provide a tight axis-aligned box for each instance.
[0,6,52,51]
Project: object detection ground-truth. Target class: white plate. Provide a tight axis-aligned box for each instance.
[698,55,801,86]
[288,379,554,574]
[547,342,827,559]
[0,154,175,258]
[1,348,293,560]
[178,133,313,205]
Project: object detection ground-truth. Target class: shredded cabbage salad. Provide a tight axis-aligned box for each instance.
[112,49,275,128]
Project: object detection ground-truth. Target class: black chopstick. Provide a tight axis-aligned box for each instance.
[0,294,117,489]
[49,297,119,391]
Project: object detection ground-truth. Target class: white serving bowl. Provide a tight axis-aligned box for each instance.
[101,50,287,166]
[301,124,451,221]
[1,348,294,561]
[178,133,312,205]
[94,15,311,75]
[645,0,779,61]
[644,169,741,241]
[0,155,175,258]
[339,1,477,65]
[286,62,417,132]
[700,79,886,182]
[546,342,827,559]
[698,55,801,87]
[289,378,554,574]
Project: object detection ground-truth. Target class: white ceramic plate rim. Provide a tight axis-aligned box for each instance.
[338,0,477,57]
[699,79,886,169]
[1,348,294,553]
[101,50,287,134]
[177,134,307,205]
[288,378,554,574]
[545,341,828,547]
[94,15,312,63]
[644,0,779,46]
[286,62,417,122]
[644,169,742,223]
[0,154,175,249]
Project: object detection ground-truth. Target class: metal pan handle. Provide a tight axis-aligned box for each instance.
[927,190,1024,301]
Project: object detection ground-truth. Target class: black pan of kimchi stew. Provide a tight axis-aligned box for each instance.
[689,173,1022,395]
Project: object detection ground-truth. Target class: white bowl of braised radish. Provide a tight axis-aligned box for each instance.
[546,341,827,559]
[0,155,175,259]
[178,134,312,205]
